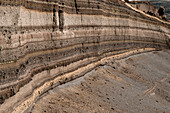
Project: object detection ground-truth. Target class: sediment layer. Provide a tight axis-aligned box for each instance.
[0,0,169,112]
[30,50,170,113]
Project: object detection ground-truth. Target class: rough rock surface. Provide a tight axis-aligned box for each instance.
[0,0,169,112]
[31,50,170,113]
[150,0,170,20]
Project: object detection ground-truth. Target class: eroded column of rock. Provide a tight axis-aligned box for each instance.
[0,0,169,112]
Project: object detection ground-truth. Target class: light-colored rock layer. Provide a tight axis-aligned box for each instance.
[1,48,156,113]
[31,50,170,113]
[0,0,169,112]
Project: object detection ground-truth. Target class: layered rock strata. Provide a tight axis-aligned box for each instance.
[0,0,169,112]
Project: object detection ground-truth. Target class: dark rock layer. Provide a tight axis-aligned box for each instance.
[0,0,169,112]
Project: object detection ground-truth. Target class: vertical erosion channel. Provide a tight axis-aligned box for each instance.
[53,6,57,31]
[58,10,64,31]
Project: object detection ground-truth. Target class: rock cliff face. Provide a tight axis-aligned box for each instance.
[0,0,169,112]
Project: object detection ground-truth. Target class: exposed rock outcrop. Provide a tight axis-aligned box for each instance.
[128,1,169,21]
[0,0,169,113]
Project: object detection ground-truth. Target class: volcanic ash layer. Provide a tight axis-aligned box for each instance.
[0,0,169,113]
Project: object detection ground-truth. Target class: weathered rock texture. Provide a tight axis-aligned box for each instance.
[0,0,169,112]
[150,0,170,20]
[129,1,168,21]
[129,1,158,16]
[31,50,170,113]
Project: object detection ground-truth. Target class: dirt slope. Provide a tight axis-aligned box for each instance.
[31,50,170,113]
